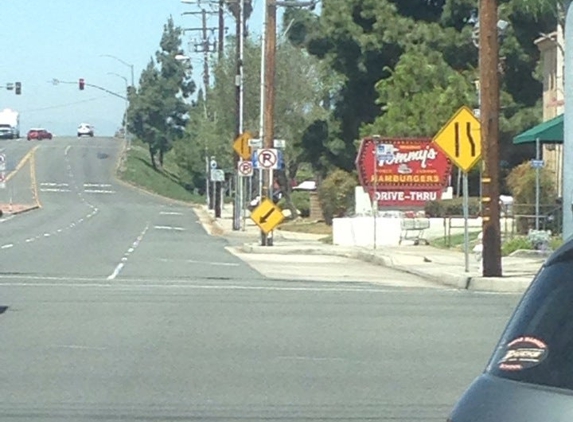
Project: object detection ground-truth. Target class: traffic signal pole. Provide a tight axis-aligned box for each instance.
[479,0,502,277]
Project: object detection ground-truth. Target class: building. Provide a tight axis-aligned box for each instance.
[535,27,564,196]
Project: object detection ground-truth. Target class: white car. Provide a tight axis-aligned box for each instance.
[77,123,94,137]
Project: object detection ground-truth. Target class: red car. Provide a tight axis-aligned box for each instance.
[27,128,53,141]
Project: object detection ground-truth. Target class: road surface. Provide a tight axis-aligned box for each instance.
[0,137,522,421]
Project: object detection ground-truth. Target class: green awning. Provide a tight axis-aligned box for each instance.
[513,114,563,144]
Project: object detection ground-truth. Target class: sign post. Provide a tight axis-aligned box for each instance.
[210,168,225,218]
[233,132,253,231]
[433,106,482,273]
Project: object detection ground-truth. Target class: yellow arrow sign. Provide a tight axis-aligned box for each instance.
[233,131,252,160]
[250,198,284,234]
[433,106,481,173]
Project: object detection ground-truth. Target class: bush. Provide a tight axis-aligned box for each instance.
[318,169,358,225]
[279,191,311,217]
[501,236,533,256]
[291,191,310,217]
[425,197,481,217]
[506,161,558,234]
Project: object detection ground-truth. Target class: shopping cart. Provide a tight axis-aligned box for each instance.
[399,217,431,245]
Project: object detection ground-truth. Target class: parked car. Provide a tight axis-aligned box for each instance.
[448,237,573,422]
[77,123,94,137]
[27,128,53,141]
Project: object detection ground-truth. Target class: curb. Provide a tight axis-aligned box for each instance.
[238,242,533,292]
[6,205,41,216]
[192,207,225,236]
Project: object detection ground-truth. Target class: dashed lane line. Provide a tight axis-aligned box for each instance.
[107,223,150,280]
[154,225,185,231]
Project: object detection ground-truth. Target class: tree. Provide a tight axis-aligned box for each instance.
[126,17,195,169]
[286,0,559,194]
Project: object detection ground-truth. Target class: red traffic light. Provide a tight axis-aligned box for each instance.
[79,78,85,90]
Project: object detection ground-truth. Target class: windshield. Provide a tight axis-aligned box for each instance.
[487,261,573,391]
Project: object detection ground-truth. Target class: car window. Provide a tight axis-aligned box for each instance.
[486,261,573,391]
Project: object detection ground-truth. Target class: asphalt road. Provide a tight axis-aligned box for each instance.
[0,137,523,421]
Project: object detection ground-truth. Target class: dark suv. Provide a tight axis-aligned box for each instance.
[449,238,573,421]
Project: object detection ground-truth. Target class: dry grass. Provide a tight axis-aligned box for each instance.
[278,219,333,235]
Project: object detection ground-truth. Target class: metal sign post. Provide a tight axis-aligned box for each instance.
[463,171,470,273]
[432,106,482,273]
[373,141,378,250]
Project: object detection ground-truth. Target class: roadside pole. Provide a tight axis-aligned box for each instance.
[372,139,378,250]
[463,171,470,272]
[432,106,482,274]
[535,137,541,230]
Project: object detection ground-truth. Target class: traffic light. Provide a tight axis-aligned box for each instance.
[79,78,85,90]
[15,82,21,95]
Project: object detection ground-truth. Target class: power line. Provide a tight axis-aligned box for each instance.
[20,96,110,113]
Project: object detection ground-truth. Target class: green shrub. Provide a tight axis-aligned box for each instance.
[318,169,358,225]
[501,236,533,256]
[425,197,481,217]
[506,161,558,234]
[291,191,310,217]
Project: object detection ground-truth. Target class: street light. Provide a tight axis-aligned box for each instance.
[100,54,135,87]
[107,72,130,150]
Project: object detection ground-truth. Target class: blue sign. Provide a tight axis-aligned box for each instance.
[376,143,394,162]
[251,149,285,170]
[530,159,544,169]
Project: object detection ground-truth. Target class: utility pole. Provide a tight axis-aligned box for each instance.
[259,0,277,244]
[218,0,225,58]
[183,9,218,94]
[232,0,247,231]
[479,0,502,277]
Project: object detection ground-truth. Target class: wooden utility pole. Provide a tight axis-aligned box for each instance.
[479,0,502,277]
[182,9,218,94]
[259,0,277,245]
[218,0,225,58]
[262,0,276,184]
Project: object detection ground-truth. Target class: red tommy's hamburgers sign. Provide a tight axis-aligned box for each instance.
[355,137,452,207]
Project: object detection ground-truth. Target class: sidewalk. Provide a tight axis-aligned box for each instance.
[195,205,544,293]
[0,203,40,216]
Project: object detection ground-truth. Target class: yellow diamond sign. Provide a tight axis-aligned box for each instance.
[250,198,284,234]
[433,106,481,173]
[233,131,253,160]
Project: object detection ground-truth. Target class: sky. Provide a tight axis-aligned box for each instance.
[0,0,275,136]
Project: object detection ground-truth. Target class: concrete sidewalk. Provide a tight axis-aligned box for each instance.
[195,204,543,293]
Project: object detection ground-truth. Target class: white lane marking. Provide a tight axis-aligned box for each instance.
[0,215,14,224]
[107,263,125,281]
[154,225,185,231]
[25,238,34,243]
[158,258,240,267]
[43,233,50,237]
[160,211,184,216]
[83,183,112,188]
[0,280,437,294]
[1,244,14,249]
[40,182,69,187]
[64,145,71,155]
[51,345,107,351]
[84,189,115,194]
[276,356,347,362]
[39,188,71,192]
[107,223,150,280]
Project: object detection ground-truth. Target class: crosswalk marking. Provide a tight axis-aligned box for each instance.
[40,188,71,192]
[40,182,69,187]
[83,183,112,188]
[84,189,115,194]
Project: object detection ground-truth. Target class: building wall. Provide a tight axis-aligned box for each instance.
[537,28,564,197]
